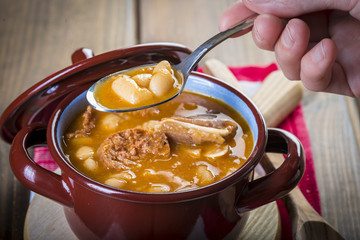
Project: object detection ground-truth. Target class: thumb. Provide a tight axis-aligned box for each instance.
[218,1,256,32]
[243,0,360,20]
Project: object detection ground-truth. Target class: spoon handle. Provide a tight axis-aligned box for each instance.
[177,13,257,79]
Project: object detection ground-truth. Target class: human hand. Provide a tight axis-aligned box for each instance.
[219,1,360,97]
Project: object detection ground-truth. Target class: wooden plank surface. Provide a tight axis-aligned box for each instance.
[301,91,360,239]
[0,0,137,239]
[0,0,359,239]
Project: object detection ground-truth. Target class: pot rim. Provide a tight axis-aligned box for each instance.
[0,42,192,143]
[48,70,267,203]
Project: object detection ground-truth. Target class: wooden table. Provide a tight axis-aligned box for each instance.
[0,1,359,239]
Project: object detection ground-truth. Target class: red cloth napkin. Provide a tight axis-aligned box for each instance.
[33,63,321,240]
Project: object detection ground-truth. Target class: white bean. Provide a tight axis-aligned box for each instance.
[149,72,174,97]
[132,74,152,87]
[75,146,94,160]
[140,120,161,131]
[105,178,127,188]
[153,60,171,74]
[112,75,153,104]
[83,158,97,171]
[111,171,135,180]
[148,184,170,193]
[101,114,122,130]
[196,165,214,185]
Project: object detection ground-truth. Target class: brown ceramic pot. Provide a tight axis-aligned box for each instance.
[1,44,305,240]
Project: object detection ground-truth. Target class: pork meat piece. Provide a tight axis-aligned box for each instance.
[66,106,96,139]
[158,116,238,144]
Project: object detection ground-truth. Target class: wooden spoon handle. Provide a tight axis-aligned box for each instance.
[202,58,345,240]
[261,154,345,240]
[251,70,303,127]
[202,58,244,92]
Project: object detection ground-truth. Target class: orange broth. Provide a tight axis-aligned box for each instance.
[62,91,253,193]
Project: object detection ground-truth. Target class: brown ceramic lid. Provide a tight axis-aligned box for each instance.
[0,43,192,143]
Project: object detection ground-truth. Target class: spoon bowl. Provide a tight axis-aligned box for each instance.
[87,13,257,112]
[86,64,182,113]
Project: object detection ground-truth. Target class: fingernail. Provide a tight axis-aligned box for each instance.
[282,25,295,48]
[311,42,325,63]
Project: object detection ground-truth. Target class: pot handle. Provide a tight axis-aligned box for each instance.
[236,128,305,213]
[71,47,95,64]
[10,123,73,207]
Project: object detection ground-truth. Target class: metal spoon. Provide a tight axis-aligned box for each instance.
[86,13,257,113]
